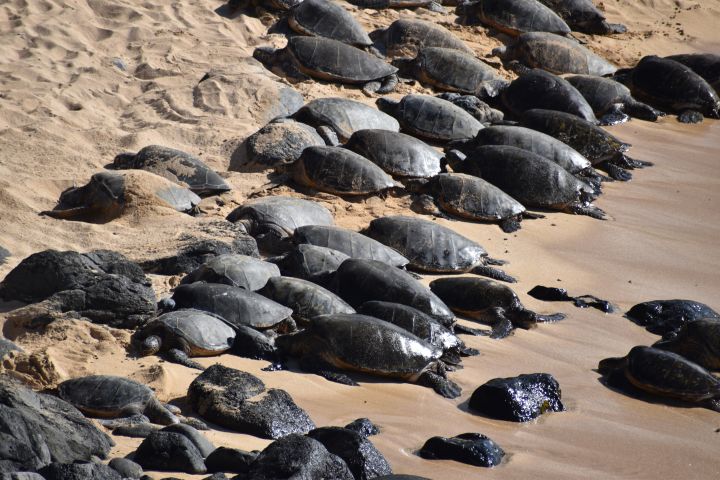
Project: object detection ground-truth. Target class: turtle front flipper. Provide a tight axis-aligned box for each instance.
[453,323,492,336]
[98,413,151,430]
[144,397,180,425]
[316,125,340,146]
[598,105,630,126]
[705,398,720,412]
[481,308,514,339]
[625,99,663,122]
[299,355,359,386]
[566,203,607,220]
[470,265,517,284]
[678,110,704,124]
[165,348,205,370]
[596,161,632,181]
[417,371,462,399]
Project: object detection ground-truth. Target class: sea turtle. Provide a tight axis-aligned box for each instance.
[625,299,720,337]
[288,0,373,49]
[275,313,462,398]
[241,120,325,168]
[520,109,650,181]
[437,93,505,123]
[665,53,720,94]
[456,0,571,37]
[284,146,400,196]
[268,244,350,287]
[447,146,605,218]
[536,0,626,34]
[653,319,720,372]
[110,145,230,197]
[291,97,400,145]
[253,37,399,95]
[293,225,410,267]
[57,375,180,426]
[228,0,302,12]
[332,258,455,324]
[429,277,565,338]
[614,56,720,123]
[598,346,720,412]
[347,0,443,11]
[501,69,597,122]
[364,215,515,282]
[133,309,236,369]
[226,196,334,253]
[493,32,617,76]
[258,276,355,323]
[408,173,528,232]
[565,74,663,125]
[344,129,443,178]
[170,282,294,331]
[392,47,509,98]
[180,254,280,291]
[373,18,473,58]
[376,95,483,142]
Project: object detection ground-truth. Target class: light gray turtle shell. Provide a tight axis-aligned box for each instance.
[432,173,526,221]
[462,0,570,37]
[181,254,280,291]
[140,309,236,354]
[58,375,154,417]
[258,276,355,322]
[387,95,483,141]
[227,196,334,238]
[289,0,372,47]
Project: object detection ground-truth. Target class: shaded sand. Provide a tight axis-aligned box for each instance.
[1,0,720,478]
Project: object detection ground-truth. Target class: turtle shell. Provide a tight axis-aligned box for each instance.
[258,276,355,322]
[462,0,570,37]
[344,129,442,178]
[431,173,526,221]
[289,0,372,47]
[171,282,293,329]
[271,244,350,285]
[665,53,720,93]
[293,225,409,268]
[288,37,397,83]
[143,309,236,355]
[566,75,634,115]
[292,146,398,195]
[383,19,473,57]
[181,254,280,291]
[293,98,399,142]
[365,215,488,273]
[429,277,522,318]
[58,375,154,418]
[388,95,483,141]
[536,0,608,32]
[227,196,334,238]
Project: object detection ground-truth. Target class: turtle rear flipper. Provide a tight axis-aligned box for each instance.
[144,397,181,426]
[625,100,663,121]
[417,371,462,399]
[618,154,653,169]
[470,265,517,283]
[165,348,205,370]
[601,21,627,34]
[597,161,632,181]
[299,355,359,386]
[567,203,606,220]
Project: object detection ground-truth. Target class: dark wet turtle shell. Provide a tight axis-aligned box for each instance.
[270,244,350,286]
[396,47,508,98]
[462,125,591,173]
[653,319,720,371]
[458,0,570,37]
[565,74,660,122]
[243,121,325,168]
[452,145,595,210]
[290,146,398,195]
[496,32,616,75]
[348,0,438,8]
[58,375,154,418]
[293,97,400,142]
[365,215,489,273]
[380,18,473,58]
[621,56,720,119]
[428,173,526,222]
[333,258,454,324]
[344,129,442,178]
[289,0,372,47]
[171,282,293,330]
[501,69,597,122]
[666,53,720,93]
[293,225,409,267]
[258,276,355,322]
[429,277,521,318]
[377,94,483,142]
[110,145,230,196]
[181,254,280,291]
[625,299,720,337]
[536,0,625,34]
[136,309,236,355]
[288,36,397,84]
[276,313,442,378]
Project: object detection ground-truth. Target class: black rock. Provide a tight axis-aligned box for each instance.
[109,458,144,479]
[240,434,354,480]
[188,364,314,439]
[160,424,215,457]
[307,427,392,480]
[230,325,278,361]
[112,423,160,438]
[469,373,565,422]
[134,431,207,474]
[38,461,123,480]
[140,238,259,275]
[0,378,113,472]
[626,299,720,336]
[0,473,45,480]
[206,447,258,474]
[344,418,380,437]
[419,433,504,467]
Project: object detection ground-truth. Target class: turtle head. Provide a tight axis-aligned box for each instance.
[491,45,508,59]
[141,335,162,356]
[597,355,627,375]
[375,97,399,116]
[253,46,278,69]
[41,172,126,223]
[443,149,467,171]
[110,152,138,169]
[390,57,416,77]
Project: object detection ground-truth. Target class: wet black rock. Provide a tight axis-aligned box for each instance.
[528,285,614,313]
[419,433,505,467]
[344,418,380,437]
[188,364,314,439]
[307,427,392,480]
[230,325,278,361]
[0,378,113,473]
[626,299,719,336]
[109,458,144,479]
[205,447,258,474]
[140,238,259,275]
[134,431,207,474]
[469,373,565,422]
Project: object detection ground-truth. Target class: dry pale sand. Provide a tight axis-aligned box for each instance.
[1,0,719,478]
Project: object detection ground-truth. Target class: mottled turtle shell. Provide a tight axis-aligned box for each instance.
[138,309,236,355]
[289,0,372,47]
[293,225,409,267]
[430,173,526,221]
[460,0,570,37]
[276,313,442,378]
[291,146,398,195]
[383,18,473,58]
[666,53,720,93]
[244,121,325,168]
[429,277,522,317]
[258,276,355,322]
[344,129,442,178]
[181,254,280,291]
[566,74,635,115]
[58,375,154,417]
[365,215,488,273]
[110,145,230,196]
[380,95,483,141]
[227,196,334,238]
[288,36,397,83]
[171,282,293,329]
[293,97,400,142]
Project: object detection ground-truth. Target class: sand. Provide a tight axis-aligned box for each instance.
[1,0,719,478]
